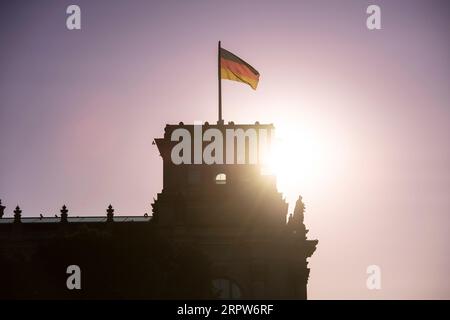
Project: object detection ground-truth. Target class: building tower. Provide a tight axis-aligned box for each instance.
[152,121,318,299]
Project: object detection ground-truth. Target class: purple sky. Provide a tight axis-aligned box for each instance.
[1,0,449,299]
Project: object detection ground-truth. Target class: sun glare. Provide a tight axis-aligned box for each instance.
[261,125,336,206]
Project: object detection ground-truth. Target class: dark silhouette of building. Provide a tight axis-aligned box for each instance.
[0,122,317,299]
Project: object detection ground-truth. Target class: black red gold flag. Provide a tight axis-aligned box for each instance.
[220,48,260,90]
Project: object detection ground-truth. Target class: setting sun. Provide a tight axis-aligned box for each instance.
[261,124,337,205]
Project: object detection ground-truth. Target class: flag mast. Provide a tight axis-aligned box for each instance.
[218,41,223,125]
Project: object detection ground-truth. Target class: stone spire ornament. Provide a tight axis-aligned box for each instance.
[60,205,68,223]
[0,199,5,219]
[13,205,22,223]
[106,204,114,222]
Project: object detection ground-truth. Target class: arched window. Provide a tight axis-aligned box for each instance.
[212,278,241,299]
[215,173,226,185]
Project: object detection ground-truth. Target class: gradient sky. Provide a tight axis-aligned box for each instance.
[1,0,449,299]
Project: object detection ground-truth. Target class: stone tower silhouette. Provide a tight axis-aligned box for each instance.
[152,122,318,299]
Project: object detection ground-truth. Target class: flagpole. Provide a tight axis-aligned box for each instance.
[218,41,223,125]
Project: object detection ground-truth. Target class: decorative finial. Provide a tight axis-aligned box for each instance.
[60,205,68,223]
[14,205,22,223]
[106,204,114,222]
[0,199,5,218]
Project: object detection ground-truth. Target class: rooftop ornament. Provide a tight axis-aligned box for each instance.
[60,205,68,223]
[13,205,22,223]
[0,199,5,218]
[106,204,114,222]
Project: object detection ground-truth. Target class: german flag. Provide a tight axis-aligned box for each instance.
[220,48,260,90]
